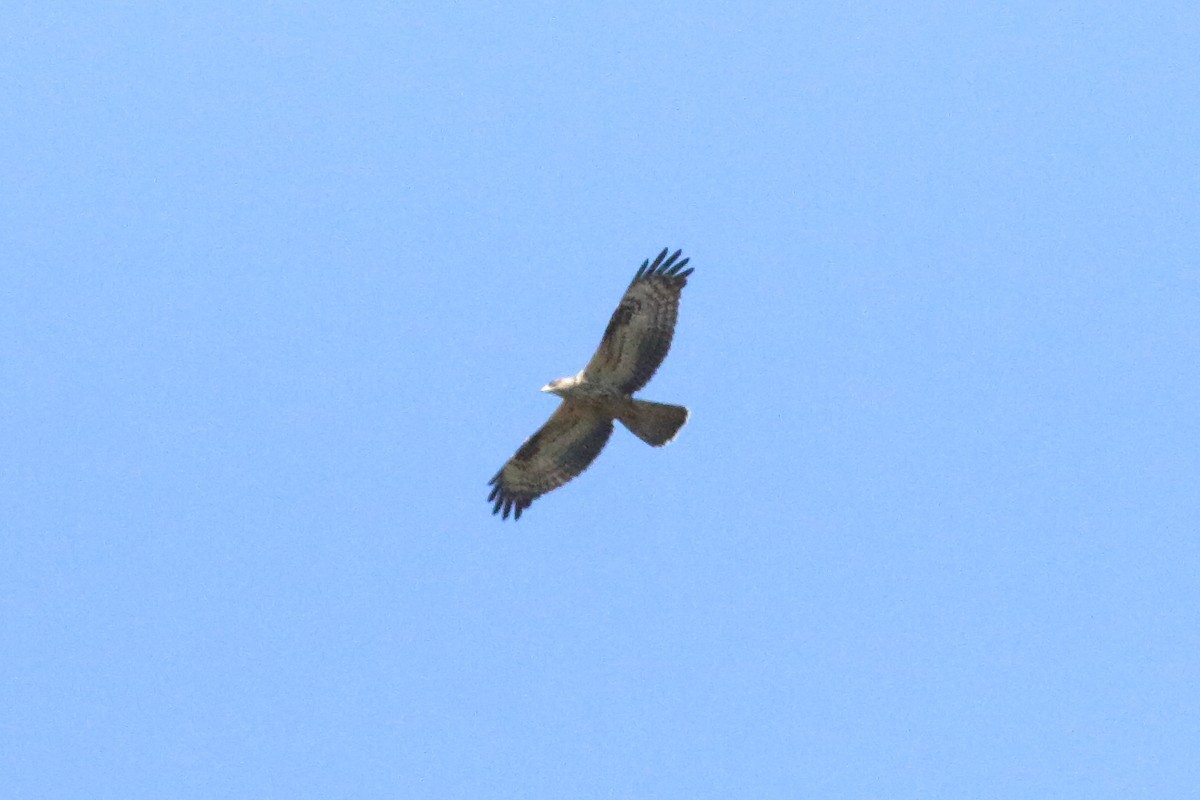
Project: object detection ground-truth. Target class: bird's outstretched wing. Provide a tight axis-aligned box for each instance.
[487,402,615,520]
[583,248,693,394]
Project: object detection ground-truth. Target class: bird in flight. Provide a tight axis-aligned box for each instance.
[487,248,695,520]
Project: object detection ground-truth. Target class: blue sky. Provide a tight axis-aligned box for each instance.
[4,2,1198,797]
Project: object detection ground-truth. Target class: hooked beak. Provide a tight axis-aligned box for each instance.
[540,384,554,393]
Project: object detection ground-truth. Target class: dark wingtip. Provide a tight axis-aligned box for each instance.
[666,256,690,276]
[488,477,533,521]
[634,247,686,283]
[660,249,682,273]
[633,248,691,281]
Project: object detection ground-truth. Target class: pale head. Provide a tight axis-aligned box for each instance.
[541,375,582,397]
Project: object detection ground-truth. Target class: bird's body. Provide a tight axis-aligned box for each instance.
[487,248,694,520]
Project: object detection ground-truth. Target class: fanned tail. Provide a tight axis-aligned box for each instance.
[619,400,690,447]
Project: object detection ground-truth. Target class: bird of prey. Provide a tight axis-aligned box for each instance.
[487,248,695,520]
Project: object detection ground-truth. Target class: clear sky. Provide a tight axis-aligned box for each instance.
[4,2,1198,797]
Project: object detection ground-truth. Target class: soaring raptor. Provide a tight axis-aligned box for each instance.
[487,248,694,520]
